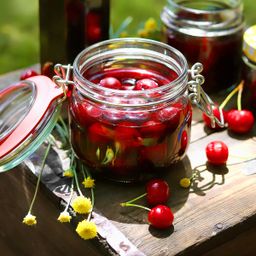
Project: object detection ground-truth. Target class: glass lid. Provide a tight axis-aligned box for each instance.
[0,76,64,172]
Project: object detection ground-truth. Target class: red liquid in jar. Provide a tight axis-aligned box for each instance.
[165,31,242,93]
[70,68,192,181]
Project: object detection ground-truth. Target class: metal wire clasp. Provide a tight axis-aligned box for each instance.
[188,63,225,128]
[53,64,75,103]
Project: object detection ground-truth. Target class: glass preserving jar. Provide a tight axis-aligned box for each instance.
[242,25,256,113]
[161,0,245,93]
[0,38,223,182]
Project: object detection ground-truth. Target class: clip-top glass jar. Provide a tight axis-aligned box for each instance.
[242,25,256,113]
[0,38,223,182]
[161,0,244,93]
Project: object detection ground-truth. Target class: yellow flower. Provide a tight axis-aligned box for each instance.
[76,220,97,240]
[72,196,92,214]
[82,177,95,188]
[63,169,74,178]
[23,213,37,226]
[137,29,149,38]
[179,178,191,188]
[144,18,157,32]
[57,211,72,223]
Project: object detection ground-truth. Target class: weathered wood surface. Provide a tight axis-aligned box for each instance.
[1,67,256,256]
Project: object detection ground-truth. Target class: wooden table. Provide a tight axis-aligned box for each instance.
[1,66,256,256]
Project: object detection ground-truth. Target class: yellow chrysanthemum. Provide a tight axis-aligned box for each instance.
[137,29,149,38]
[23,213,37,226]
[57,211,72,223]
[82,177,95,188]
[144,18,157,32]
[72,196,92,214]
[179,178,191,188]
[76,220,97,240]
[63,169,74,178]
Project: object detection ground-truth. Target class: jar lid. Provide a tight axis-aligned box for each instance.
[0,76,63,172]
[243,25,256,63]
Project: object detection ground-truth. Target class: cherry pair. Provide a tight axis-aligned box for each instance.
[121,179,174,229]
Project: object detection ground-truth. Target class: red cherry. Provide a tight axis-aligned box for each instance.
[226,110,254,134]
[179,130,188,156]
[20,69,39,80]
[148,205,174,229]
[88,122,113,143]
[140,120,166,138]
[100,77,122,89]
[203,105,227,130]
[134,79,159,90]
[206,141,229,165]
[157,106,181,131]
[146,179,170,206]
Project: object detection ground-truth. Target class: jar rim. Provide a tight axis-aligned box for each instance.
[73,38,189,107]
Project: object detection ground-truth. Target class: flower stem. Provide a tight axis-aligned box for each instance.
[219,82,242,109]
[120,202,151,211]
[28,142,51,213]
[237,81,244,111]
[82,165,95,220]
[73,162,83,196]
[58,116,69,137]
[64,178,74,212]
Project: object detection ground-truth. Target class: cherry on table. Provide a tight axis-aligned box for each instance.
[148,205,174,229]
[146,179,170,206]
[226,109,254,134]
[20,69,39,80]
[205,140,229,165]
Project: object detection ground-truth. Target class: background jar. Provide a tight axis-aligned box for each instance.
[161,0,244,93]
[69,38,192,182]
[242,25,256,113]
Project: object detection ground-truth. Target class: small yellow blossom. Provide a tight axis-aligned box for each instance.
[144,18,157,32]
[76,220,97,240]
[120,31,128,38]
[137,29,149,38]
[63,169,74,178]
[57,211,72,223]
[179,178,191,188]
[82,177,95,188]
[23,213,37,226]
[72,196,92,214]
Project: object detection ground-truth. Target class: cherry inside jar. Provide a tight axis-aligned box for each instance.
[70,38,192,182]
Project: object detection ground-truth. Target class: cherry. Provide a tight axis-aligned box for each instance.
[88,122,113,143]
[20,69,39,80]
[179,130,188,156]
[140,120,166,138]
[146,179,170,206]
[226,110,254,134]
[205,141,229,165]
[99,77,122,89]
[202,105,227,130]
[134,78,159,90]
[148,205,174,229]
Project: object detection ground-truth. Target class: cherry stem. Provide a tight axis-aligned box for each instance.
[237,81,244,111]
[120,202,150,211]
[121,193,147,205]
[219,81,244,110]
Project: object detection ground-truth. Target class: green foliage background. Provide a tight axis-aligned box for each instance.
[0,0,255,74]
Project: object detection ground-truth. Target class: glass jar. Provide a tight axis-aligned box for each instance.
[161,0,244,93]
[69,38,197,182]
[0,38,223,182]
[242,25,256,113]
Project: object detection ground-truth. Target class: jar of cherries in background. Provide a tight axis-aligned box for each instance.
[69,38,193,182]
[242,25,256,113]
[161,0,245,93]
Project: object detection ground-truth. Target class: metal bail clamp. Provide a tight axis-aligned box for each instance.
[188,63,225,128]
[53,64,75,103]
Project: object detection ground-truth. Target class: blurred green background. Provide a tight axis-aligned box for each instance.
[0,0,255,74]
